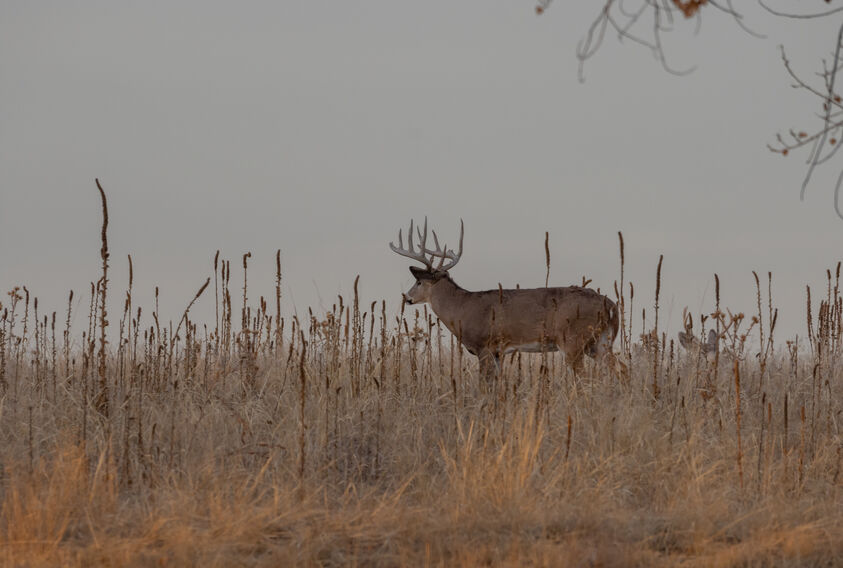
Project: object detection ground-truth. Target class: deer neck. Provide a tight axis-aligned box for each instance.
[428,277,470,332]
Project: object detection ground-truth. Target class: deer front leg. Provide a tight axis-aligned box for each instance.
[477,349,501,390]
[590,329,629,384]
[565,348,585,376]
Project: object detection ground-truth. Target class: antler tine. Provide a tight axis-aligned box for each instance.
[389,227,405,252]
[416,216,428,254]
[389,218,433,270]
[431,230,442,253]
[390,218,463,272]
[417,219,463,272]
[442,218,464,271]
[437,249,447,270]
[407,218,414,252]
[455,218,464,257]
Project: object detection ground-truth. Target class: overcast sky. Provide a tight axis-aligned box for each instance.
[1,2,841,344]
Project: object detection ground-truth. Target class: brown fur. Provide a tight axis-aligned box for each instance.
[404,269,627,383]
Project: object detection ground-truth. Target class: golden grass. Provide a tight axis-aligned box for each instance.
[0,203,841,566]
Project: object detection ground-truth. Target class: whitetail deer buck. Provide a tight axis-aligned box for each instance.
[390,218,627,383]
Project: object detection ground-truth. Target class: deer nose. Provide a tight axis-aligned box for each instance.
[402,293,413,305]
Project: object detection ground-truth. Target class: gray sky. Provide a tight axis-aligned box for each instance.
[1,2,841,343]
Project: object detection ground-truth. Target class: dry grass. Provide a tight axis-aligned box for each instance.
[0,209,841,566]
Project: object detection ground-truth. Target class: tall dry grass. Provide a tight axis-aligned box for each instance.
[0,191,841,566]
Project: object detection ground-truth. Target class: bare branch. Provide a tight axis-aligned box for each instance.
[759,1,843,20]
[564,1,733,80]
[801,25,843,199]
[767,24,843,217]
[709,0,766,39]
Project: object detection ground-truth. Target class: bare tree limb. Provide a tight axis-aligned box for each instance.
[569,0,699,81]
[541,1,763,80]
[759,1,843,20]
[768,24,843,214]
[537,0,843,217]
[710,0,766,38]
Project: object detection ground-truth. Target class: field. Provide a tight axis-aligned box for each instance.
[1,215,842,566]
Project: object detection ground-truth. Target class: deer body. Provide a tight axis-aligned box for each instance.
[391,219,625,382]
[420,274,618,371]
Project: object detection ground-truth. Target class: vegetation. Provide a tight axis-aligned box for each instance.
[1,194,841,566]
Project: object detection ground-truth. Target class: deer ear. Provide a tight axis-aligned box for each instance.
[409,266,433,280]
[707,329,717,346]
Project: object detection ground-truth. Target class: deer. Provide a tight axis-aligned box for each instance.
[677,308,723,363]
[389,218,627,384]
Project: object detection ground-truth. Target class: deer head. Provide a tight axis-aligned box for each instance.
[389,217,464,305]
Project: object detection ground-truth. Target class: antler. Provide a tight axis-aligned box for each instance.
[390,218,433,270]
[389,217,464,272]
[421,219,463,272]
